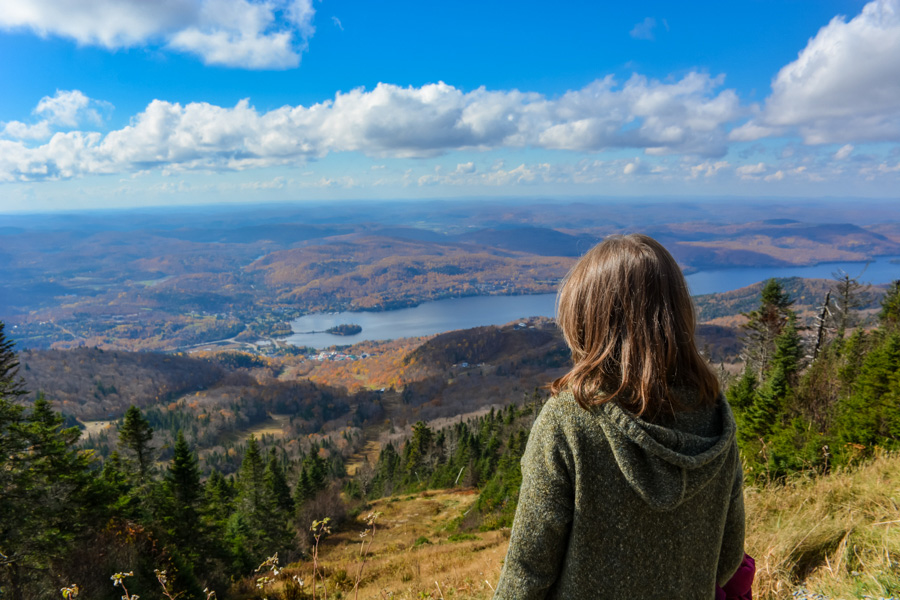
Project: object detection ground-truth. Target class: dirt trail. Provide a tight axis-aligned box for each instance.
[344,390,403,475]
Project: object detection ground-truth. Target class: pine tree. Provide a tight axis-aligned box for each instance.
[293,468,313,508]
[118,405,154,481]
[726,368,758,412]
[744,316,802,440]
[1,391,103,600]
[0,322,29,599]
[164,432,204,549]
[833,332,900,451]
[880,280,900,328]
[232,436,289,561]
[205,468,235,527]
[405,421,434,483]
[0,322,24,400]
[264,448,294,514]
[742,279,795,376]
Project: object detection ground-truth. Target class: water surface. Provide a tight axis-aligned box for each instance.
[285,255,900,349]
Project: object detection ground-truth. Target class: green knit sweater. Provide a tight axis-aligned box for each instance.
[493,391,744,600]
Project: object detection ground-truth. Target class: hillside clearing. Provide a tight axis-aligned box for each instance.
[266,455,900,599]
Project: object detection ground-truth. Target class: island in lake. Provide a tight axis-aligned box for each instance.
[326,323,363,336]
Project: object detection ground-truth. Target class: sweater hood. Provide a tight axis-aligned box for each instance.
[594,393,736,511]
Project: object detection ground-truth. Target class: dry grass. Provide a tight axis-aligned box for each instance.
[260,455,900,599]
[283,490,508,599]
[345,440,382,477]
[746,452,900,599]
[79,419,115,437]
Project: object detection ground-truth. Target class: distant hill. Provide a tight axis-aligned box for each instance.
[19,347,225,420]
[4,201,899,351]
[454,226,597,257]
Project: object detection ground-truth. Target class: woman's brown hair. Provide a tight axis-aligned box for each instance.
[551,233,720,418]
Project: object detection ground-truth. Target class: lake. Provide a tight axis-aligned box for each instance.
[284,255,900,349]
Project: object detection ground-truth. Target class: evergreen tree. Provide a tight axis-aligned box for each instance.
[727,368,758,412]
[833,332,900,453]
[743,316,802,440]
[404,421,434,483]
[0,322,24,400]
[204,469,235,534]
[0,324,30,599]
[293,467,313,508]
[742,279,794,376]
[264,448,294,514]
[164,432,204,551]
[1,394,103,600]
[118,405,154,481]
[232,436,289,562]
[237,436,266,510]
[101,450,135,514]
[880,280,900,328]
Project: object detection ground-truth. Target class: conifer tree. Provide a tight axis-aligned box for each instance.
[293,468,313,508]
[238,436,266,510]
[833,332,900,452]
[165,432,204,548]
[405,421,434,482]
[233,436,289,561]
[744,315,802,439]
[2,393,102,600]
[0,322,24,400]
[118,405,154,481]
[742,279,795,376]
[880,280,900,328]
[727,368,758,412]
[265,448,294,514]
[205,469,234,526]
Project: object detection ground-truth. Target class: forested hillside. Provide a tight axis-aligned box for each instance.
[5,202,898,352]
[2,272,900,599]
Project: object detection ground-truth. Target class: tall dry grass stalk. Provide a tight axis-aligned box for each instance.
[746,452,900,599]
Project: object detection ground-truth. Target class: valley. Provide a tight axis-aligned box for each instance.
[3,200,899,352]
[2,199,900,600]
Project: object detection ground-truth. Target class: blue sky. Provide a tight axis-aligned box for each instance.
[1,0,899,211]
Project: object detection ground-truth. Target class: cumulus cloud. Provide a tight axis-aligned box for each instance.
[688,160,730,178]
[623,159,643,175]
[0,0,316,69]
[1,90,110,141]
[0,75,743,182]
[736,162,767,179]
[734,0,900,144]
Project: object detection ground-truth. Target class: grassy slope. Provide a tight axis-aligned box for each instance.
[283,490,507,599]
[268,454,900,599]
[748,452,900,599]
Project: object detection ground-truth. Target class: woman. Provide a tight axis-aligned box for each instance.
[493,234,745,599]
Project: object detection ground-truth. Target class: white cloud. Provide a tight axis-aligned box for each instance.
[1,90,110,141]
[0,0,316,69]
[623,159,642,175]
[736,0,900,144]
[736,162,767,179]
[688,160,730,178]
[833,144,854,160]
[0,75,745,182]
[630,17,656,40]
[2,121,52,140]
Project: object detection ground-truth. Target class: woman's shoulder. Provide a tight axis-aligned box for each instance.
[536,391,589,425]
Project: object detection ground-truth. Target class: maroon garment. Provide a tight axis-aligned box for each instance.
[715,554,755,600]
